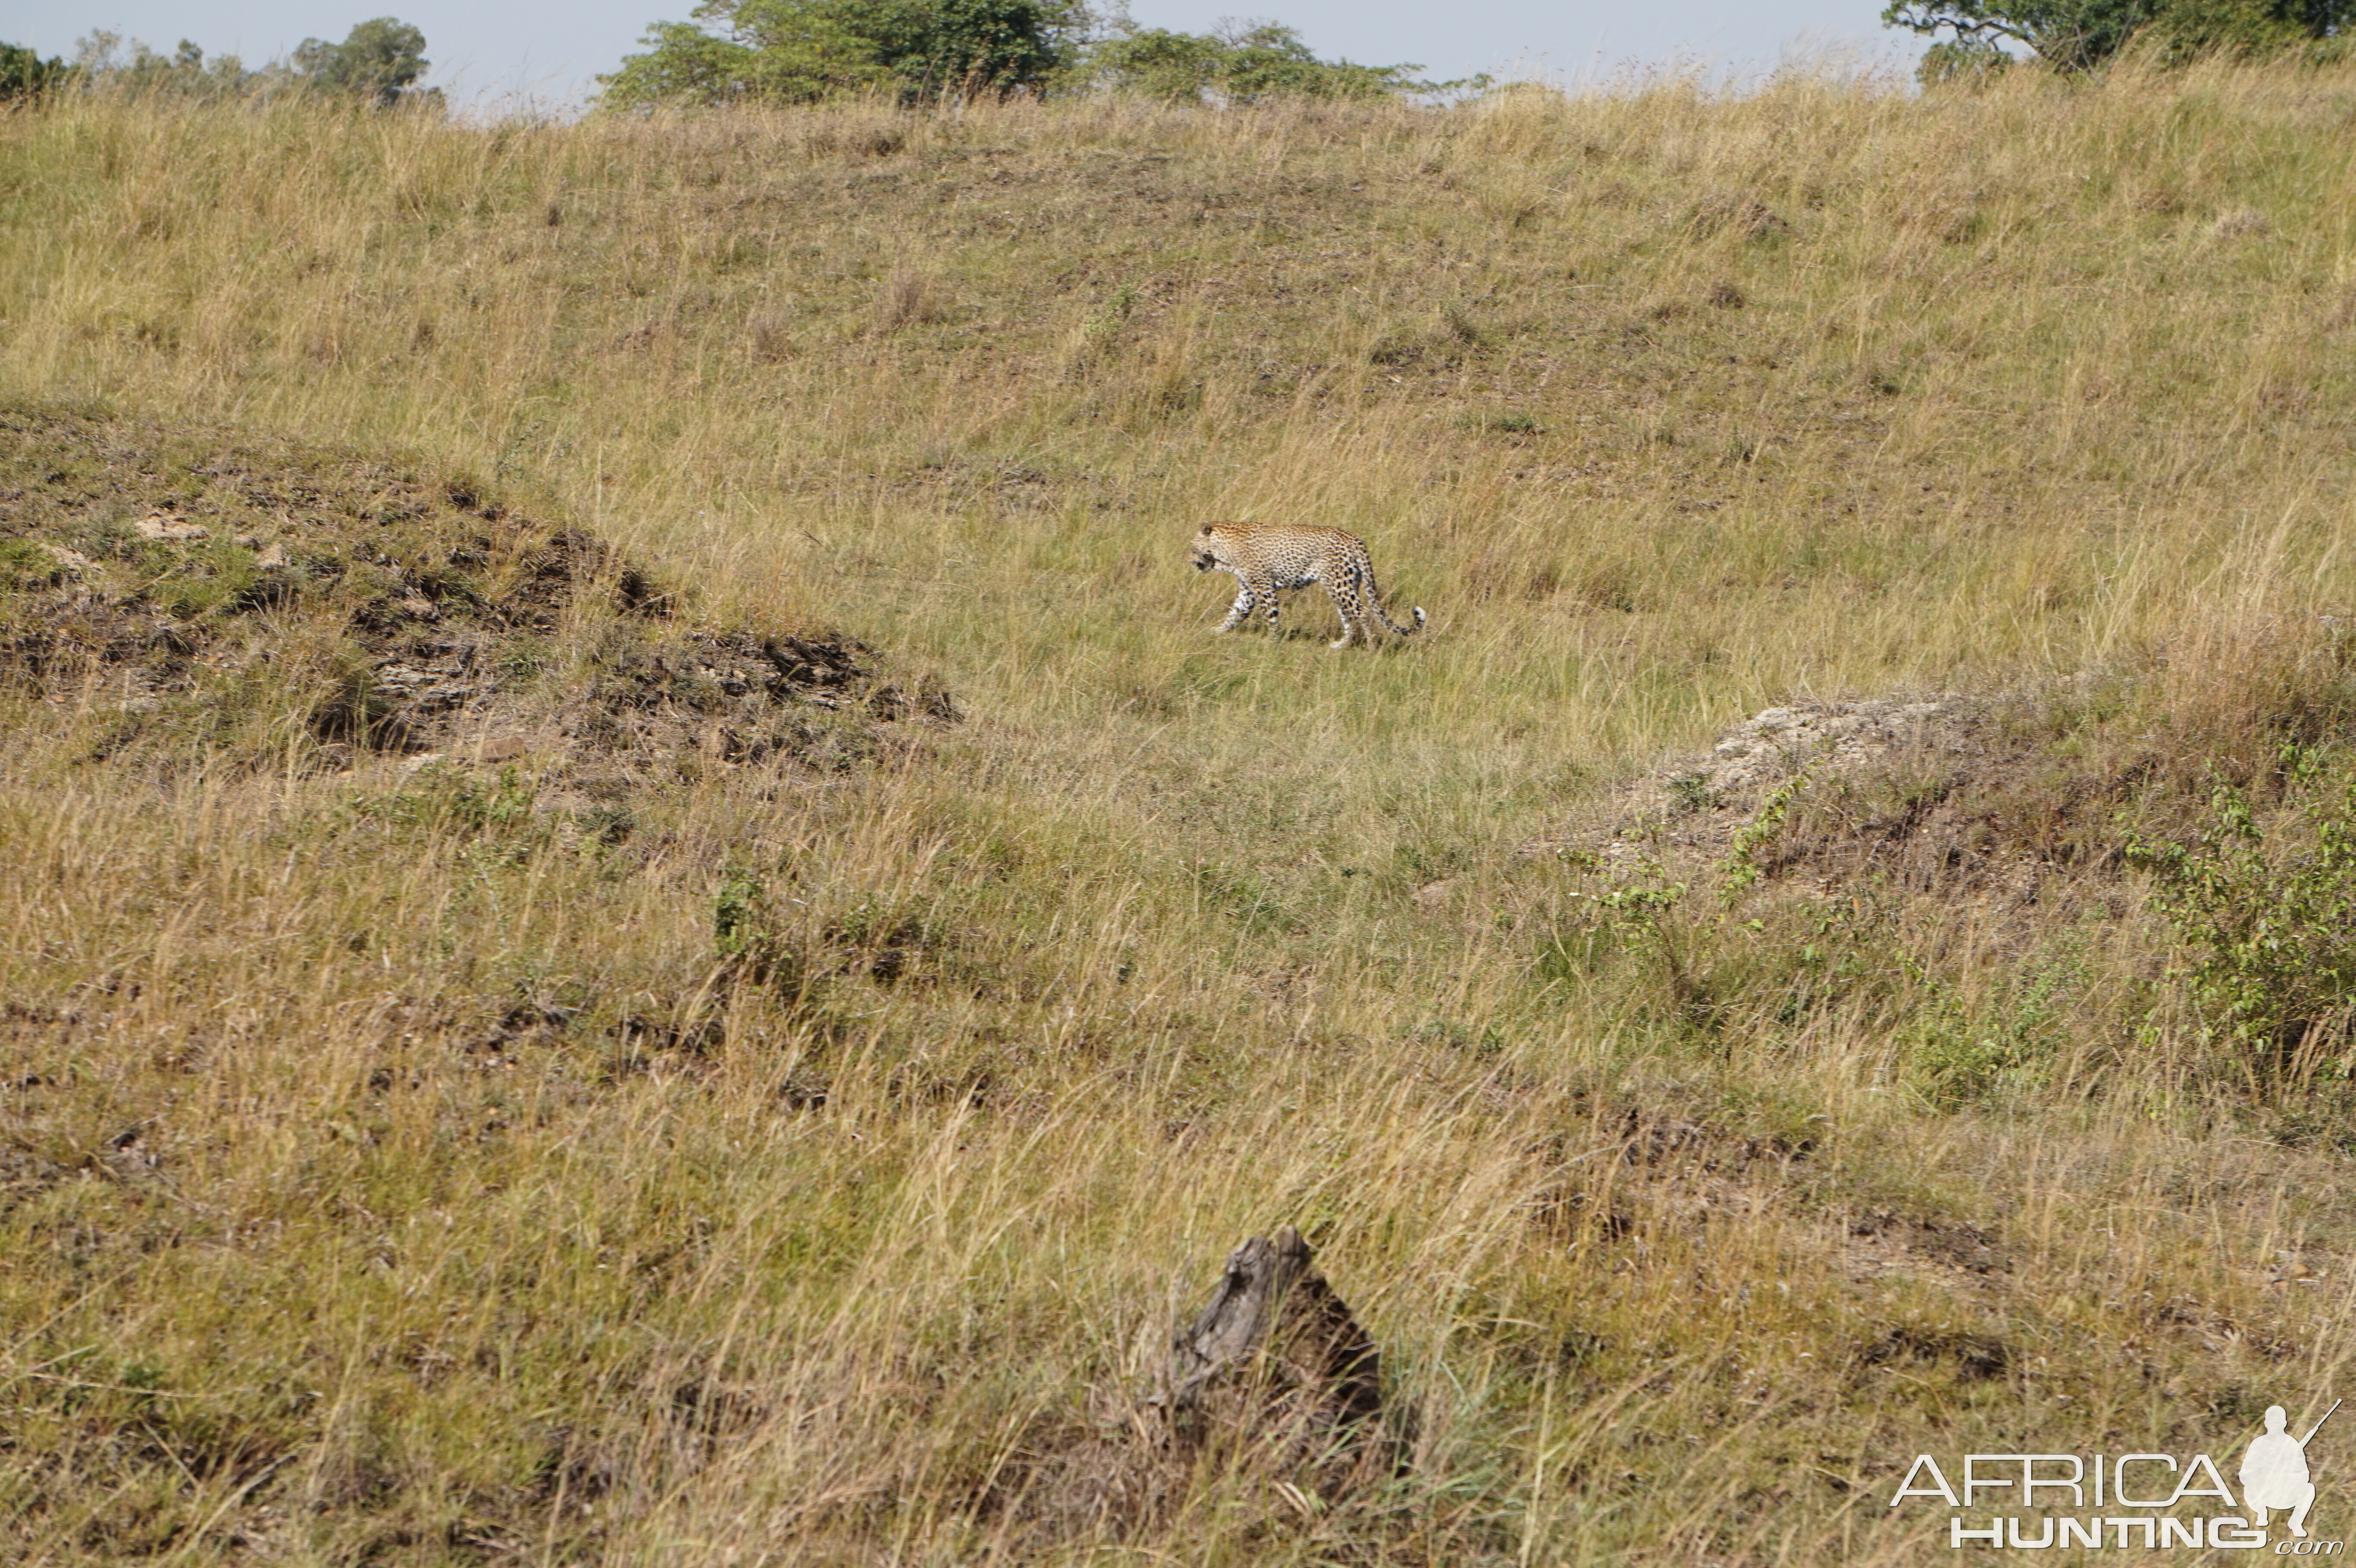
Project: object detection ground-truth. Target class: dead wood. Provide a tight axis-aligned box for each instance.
[1159,1224,1386,1492]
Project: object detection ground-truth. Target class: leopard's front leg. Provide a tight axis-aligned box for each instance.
[1216,579,1255,632]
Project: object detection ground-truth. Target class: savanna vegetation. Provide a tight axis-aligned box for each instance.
[592,0,1446,108]
[51,21,437,108]
[1887,0,2356,79]
[6,58,2356,1564]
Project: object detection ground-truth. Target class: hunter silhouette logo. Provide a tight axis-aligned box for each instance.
[2245,1401,2338,1540]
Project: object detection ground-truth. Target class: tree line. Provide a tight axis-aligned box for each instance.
[0,5,1452,113]
[2,19,433,106]
[592,1,1463,108]
[599,0,2351,107]
[5,0,2347,115]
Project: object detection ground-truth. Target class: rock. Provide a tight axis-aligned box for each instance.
[1518,694,1982,862]
[1697,699,1960,800]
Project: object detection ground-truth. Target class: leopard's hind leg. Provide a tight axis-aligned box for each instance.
[1358,560,1424,640]
[1321,577,1366,649]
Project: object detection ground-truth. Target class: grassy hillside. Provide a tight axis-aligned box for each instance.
[6,63,2356,1564]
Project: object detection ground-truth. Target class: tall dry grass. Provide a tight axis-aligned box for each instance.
[6,62,2356,1563]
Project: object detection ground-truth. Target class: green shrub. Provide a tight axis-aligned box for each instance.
[2130,749,2356,1077]
[1904,946,2087,1109]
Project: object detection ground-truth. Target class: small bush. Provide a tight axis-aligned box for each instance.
[2131,748,2356,1079]
[713,866,814,995]
[1904,945,2087,1109]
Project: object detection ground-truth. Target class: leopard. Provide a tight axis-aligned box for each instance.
[1189,521,1426,649]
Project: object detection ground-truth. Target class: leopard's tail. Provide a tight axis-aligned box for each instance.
[1362,562,1425,639]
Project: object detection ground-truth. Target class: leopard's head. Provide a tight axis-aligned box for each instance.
[1190,523,1224,573]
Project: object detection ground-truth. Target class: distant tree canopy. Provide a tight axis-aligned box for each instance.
[595,2,1454,108]
[598,0,1083,106]
[1083,21,1444,102]
[0,41,70,100]
[1887,0,2353,76]
[72,32,264,98]
[291,17,432,105]
[61,19,435,107]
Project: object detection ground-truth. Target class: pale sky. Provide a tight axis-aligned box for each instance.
[25,0,1929,111]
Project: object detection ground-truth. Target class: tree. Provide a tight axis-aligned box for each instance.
[291,17,432,106]
[598,16,870,106]
[62,21,440,105]
[1885,0,2352,73]
[1885,0,2161,72]
[1078,25,1223,99]
[2146,0,2353,60]
[0,41,69,101]
[73,32,264,98]
[598,0,1080,107]
[1085,20,1449,102]
[850,0,1074,95]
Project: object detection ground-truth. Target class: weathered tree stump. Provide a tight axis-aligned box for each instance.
[1159,1225,1386,1493]
[1010,1227,1392,1543]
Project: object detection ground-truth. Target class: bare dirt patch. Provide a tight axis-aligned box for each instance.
[0,401,956,784]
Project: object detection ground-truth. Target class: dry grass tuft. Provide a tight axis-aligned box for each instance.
[876,264,951,330]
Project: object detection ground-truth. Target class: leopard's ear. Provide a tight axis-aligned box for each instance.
[1196,522,1217,536]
